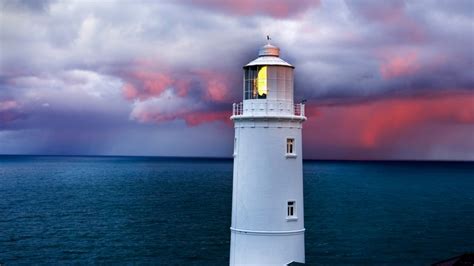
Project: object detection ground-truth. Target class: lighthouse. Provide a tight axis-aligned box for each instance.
[230,42,306,265]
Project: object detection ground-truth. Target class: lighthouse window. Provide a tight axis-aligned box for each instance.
[256,66,268,98]
[233,137,237,156]
[286,138,294,154]
[244,66,267,99]
[287,201,296,218]
[244,66,293,100]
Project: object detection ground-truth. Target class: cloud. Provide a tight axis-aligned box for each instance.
[0,100,27,127]
[344,0,425,42]
[193,70,231,102]
[0,100,19,111]
[129,89,230,126]
[0,0,52,13]
[122,71,173,101]
[0,0,473,159]
[304,91,474,160]
[178,0,320,18]
[379,50,420,79]
[119,59,235,127]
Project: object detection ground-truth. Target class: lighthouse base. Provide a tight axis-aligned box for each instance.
[229,228,305,265]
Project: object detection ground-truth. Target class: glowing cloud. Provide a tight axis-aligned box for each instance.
[379,51,420,79]
[304,92,474,159]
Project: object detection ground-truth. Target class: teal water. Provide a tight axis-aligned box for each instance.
[0,156,473,265]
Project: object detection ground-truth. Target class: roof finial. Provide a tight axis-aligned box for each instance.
[266,35,271,44]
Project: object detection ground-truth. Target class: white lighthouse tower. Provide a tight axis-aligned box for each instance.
[230,41,306,265]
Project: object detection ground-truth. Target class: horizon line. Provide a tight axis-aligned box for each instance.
[0,154,472,163]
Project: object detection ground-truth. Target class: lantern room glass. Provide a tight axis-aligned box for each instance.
[244,65,293,101]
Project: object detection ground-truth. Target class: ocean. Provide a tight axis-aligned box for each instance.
[0,156,473,265]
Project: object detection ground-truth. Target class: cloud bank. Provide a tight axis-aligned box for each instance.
[0,0,473,159]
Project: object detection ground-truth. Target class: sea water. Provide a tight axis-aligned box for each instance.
[0,156,473,265]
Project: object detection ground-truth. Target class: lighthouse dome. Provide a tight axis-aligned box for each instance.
[258,43,280,57]
[245,43,294,68]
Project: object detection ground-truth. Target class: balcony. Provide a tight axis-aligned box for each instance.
[231,101,306,120]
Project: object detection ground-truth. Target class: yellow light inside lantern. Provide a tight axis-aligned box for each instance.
[257,66,267,96]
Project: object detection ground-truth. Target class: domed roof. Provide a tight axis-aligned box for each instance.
[245,43,294,68]
[258,44,280,57]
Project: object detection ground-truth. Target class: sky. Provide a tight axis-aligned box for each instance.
[0,0,473,160]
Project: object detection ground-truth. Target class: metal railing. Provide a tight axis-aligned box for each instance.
[232,102,244,116]
[232,102,305,117]
[294,103,305,116]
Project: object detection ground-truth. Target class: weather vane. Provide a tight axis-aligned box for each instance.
[267,35,271,43]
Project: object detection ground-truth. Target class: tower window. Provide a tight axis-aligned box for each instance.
[233,137,237,156]
[243,65,293,100]
[256,66,268,98]
[287,201,296,219]
[244,66,272,99]
[286,138,294,154]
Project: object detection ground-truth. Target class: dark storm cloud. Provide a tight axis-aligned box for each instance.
[0,0,54,13]
[292,0,473,101]
[0,0,472,159]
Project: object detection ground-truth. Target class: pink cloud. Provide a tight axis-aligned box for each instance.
[174,78,192,97]
[182,0,320,18]
[131,102,230,127]
[132,109,230,126]
[121,62,233,104]
[0,100,26,126]
[196,70,230,102]
[358,93,474,148]
[379,50,420,79]
[129,89,231,127]
[0,100,19,111]
[122,70,173,101]
[122,68,232,127]
[182,110,230,126]
[121,70,173,101]
[122,83,139,100]
[304,91,474,158]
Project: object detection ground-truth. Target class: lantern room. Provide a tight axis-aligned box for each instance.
[232,42,305,119]
[243,43,294,103]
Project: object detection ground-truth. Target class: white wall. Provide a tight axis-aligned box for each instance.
[230,119,305,265]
